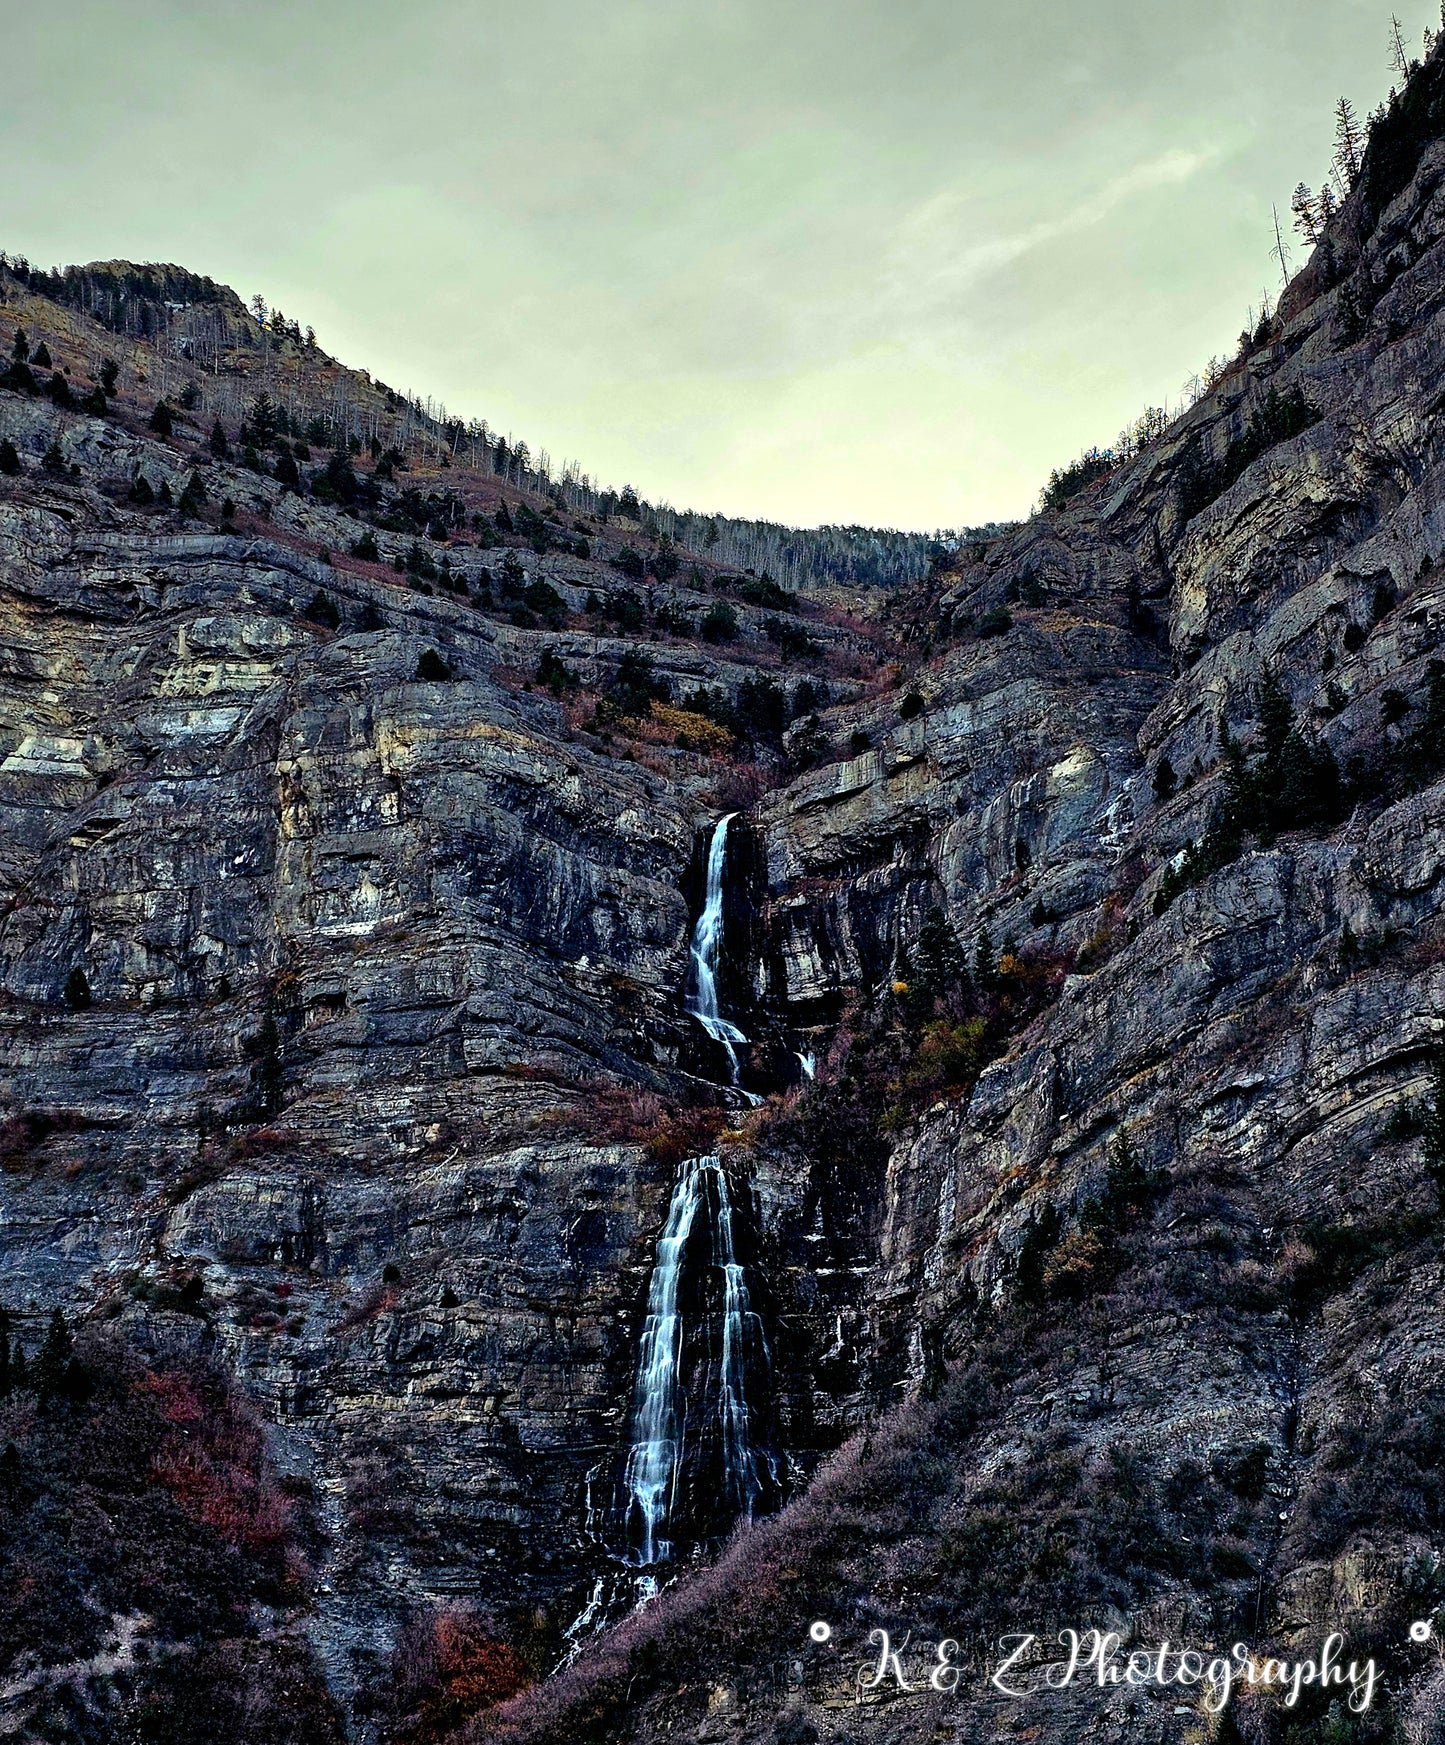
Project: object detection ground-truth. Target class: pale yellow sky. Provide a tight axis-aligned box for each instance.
[3,0,1435,529]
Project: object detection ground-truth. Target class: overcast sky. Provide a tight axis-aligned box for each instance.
[4,1,1436,529]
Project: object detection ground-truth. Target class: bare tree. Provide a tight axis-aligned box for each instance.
[1272,203,1293,285]
[1390,13,1411,77]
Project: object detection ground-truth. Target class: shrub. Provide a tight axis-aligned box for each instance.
[0,439,19,475]
[700,601,739,642]
[536,648,579,694]
[351,530,380,560]
[899,690,925,719]
[647,701,733,754]
[522,577,567,628]
[385,1606,532,1743]
[0,1334,338,1741]
[149,399,175,437]
[977,606,1013,638]
[608,649,668,718]
[306,590,341,630]
[416,648,454,682]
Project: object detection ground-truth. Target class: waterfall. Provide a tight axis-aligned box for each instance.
[620,1154,772,1565]
[686,814,750,1087]
[621,1157,707,1566]
[795,1049,816,1080]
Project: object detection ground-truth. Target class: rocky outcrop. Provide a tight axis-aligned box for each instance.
[9,47,1445,1745]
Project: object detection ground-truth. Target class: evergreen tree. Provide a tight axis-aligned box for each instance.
[64,966,91,1009]
[209,420,229,459]
[1291,182,1322,245]
[31,341,52,368]
[0,439,18,476]
[1334,96,1365,188]
[274,448,301,491]
[351,530,380,561]
[0,1306,10,1398]
[914,904,968,1011]
[249,392,278,447]
[129,474,155,506]
[307,590,341,629]
[416,648,454,682]
[98,358,119,395]
[31,1307,73,1402]
[47,371,73,409]
[11,327,28,363]
[156,479,173,507]
[41,443,66,476]
[178,472,206,518]
[149,399,174,437]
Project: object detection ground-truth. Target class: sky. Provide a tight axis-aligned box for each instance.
[3,0,1438,530]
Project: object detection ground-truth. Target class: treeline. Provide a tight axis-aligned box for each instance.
[0,251,997,590]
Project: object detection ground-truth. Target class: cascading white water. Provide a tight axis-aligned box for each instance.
[712,1163,773,1522]
[686,814,750,1087]
[621,1153,772,1564]
[621,1156,707,1566]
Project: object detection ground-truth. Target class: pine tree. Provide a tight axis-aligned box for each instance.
[209,420,229,459]
[1334,96,1365,188]
[0,438,21,475]
[0,1306,10,1398]
[31,341,52,369]
[64,966,91,1009]
[47,371,73,409]
[1291,183,1321,245]
[98,359,119,395]
[149,399,174,438]
[156,480,173,507]
[178,472,206,518]
[11,328,28,363]
[1256,671,1295,769]
[32,1307,72,1402]
[249,392,278,447]
[129,474,154,506]
[914,904,968,1007]
[41,442,66,475]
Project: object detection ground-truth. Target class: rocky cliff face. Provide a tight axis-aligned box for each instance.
[8,47,1445,1745]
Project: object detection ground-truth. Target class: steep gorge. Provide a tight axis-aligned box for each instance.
[8,39,1445,1745]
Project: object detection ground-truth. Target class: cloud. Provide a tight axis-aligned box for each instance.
[886,146,1220,312]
